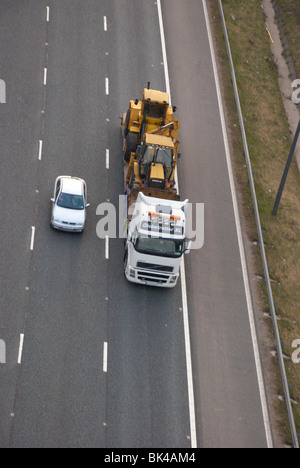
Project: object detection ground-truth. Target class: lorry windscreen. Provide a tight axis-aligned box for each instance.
[134,236,183,258]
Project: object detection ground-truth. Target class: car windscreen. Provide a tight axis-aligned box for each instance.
[57,193,84,210]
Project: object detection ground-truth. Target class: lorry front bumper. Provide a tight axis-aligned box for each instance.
[125,266,179,288]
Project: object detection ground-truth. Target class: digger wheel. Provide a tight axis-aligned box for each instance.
[124,132,138,162]
[123,110,131,137]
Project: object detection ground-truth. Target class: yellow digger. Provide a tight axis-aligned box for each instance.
[122,84,181,205]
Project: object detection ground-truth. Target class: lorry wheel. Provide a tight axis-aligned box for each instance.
[124,133,138,162]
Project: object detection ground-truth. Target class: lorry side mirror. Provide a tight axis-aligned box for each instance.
[184,240,192,255]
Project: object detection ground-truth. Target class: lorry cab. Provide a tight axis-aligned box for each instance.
[124,193,190,288]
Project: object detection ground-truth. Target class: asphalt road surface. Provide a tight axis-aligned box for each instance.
[0,0,271,448]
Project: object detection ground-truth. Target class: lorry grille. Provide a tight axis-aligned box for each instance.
[137,271,169,284]
[136,262,174,273]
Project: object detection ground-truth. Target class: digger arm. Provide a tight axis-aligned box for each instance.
[146,119,180,142]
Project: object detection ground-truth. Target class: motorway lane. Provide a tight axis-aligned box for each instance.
[1,0,192,448]
[9,0,109,447]
[0,0,47,446]
[105,0,191,448]
[105,266,191,447]
[163,0,270,447]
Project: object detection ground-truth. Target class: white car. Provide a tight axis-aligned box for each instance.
[50,176,90,232]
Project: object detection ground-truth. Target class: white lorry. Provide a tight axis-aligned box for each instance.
[124,192,191,288]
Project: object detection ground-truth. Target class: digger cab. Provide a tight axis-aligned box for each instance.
[137,134,176,188]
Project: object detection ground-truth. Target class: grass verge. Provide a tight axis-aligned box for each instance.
[210,0,300,446]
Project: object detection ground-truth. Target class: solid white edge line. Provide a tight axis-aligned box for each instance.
[157,0,171,102]
[46,6,50,22]
[18,334,24,364]
[30,226,36,251]
[103,342,108,373]
[38,140,43,160]
[201,0,273,449]
[157,0,197,449]
[180,256,197,447]
[106,149,110,169]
